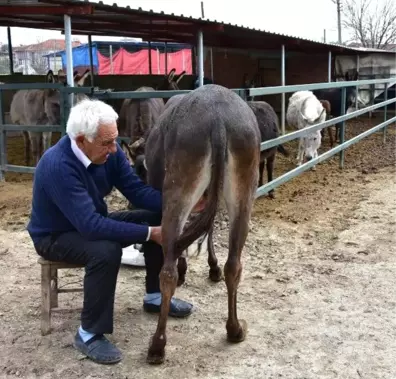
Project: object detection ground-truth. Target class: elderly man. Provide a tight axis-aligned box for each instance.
[27,98,196,365]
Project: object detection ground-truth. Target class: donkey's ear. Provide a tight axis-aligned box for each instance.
[56,69,67,85]
[167,68,176,82]
[76,69,91,87]
[175,70,186,84]
[46,70,55,83]
[345,71,350,81]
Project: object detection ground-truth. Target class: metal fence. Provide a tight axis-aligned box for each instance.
[0,78,395,199]
[248,77,396,198]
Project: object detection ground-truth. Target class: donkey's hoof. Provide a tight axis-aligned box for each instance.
[147,347,165,365]
[268,191,275,199]
[227,319,248,343]
[209,267,223,282]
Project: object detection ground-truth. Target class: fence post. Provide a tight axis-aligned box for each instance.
[63,86,72,135]
[60,86,67,137]
[0,89,5,181]
[339,87,347,169]
[240,89,247,101]
[383,83,388,143]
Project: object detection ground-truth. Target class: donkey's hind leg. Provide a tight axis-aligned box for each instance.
[207,225,222,282]
[176,257,187,287]
[22,131,31,166]
[29,132,41,166]
[223,151,258,343]
[42,131,52,157]
[266,152,276,199]
[148,155,211,364]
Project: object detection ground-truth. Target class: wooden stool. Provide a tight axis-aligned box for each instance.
[38,257,84,336]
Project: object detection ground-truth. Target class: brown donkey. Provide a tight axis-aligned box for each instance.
[118,68,186,163]
[143,84,261,364]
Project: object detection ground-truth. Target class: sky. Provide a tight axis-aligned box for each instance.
[0,0,352,47]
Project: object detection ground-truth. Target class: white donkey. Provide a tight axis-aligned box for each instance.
[286,90,326,170]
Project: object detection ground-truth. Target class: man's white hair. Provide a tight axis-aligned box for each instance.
[66,98,118,142]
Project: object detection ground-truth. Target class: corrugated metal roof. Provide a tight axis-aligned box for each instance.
[0,0,41,3]
[69,0,391,53]
[0,0,394,55]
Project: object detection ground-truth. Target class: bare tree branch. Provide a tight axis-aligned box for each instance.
[342,0,396,48]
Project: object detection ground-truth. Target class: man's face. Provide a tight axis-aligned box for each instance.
[76,122,118,165]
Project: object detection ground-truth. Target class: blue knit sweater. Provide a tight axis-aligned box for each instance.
[27,135,162,246]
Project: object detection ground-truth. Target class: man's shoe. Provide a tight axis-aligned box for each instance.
[143,296,194,318]
[73,333,122,364]
[121,245,145,267]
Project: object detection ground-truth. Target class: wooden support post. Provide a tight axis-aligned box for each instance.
[41,264,52,336]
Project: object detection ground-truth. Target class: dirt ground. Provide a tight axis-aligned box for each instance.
[0,117,395,379]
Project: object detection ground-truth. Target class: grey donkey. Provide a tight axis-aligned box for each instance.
[10,69,91,166]
[131,97,290,289]
[142,84,261,365]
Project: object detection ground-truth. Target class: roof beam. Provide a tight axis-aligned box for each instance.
[70,21,200,34]
[68,14,224,33]
[0,5,94,15]
[63,28,194,42]
[0,16,220,36]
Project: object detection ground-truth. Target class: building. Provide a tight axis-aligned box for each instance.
[13,38,81,74]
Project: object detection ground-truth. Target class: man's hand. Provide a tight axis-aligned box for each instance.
[149,226,162,245]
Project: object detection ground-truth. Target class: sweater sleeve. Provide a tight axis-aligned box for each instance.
[113,145,162,213]
[42,160,150,245]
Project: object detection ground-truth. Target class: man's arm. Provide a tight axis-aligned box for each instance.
[113,145,162,213]
[43,160,151,246]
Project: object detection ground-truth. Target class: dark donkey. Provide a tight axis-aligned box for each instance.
[144,84,261,364]
[313,71,364,144]
[247,101,289,195]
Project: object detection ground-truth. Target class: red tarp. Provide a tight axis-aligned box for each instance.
[98,47,192,75]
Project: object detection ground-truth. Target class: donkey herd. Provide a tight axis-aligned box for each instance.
[2,68,364,364]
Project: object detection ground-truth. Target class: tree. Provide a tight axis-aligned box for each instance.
[0,44,9,53]
[342,0,396,48]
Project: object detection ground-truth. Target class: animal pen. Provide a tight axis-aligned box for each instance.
[0,0,395,197]
[1,76,395,186]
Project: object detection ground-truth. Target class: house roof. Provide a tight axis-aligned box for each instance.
[13,38,81,51]
[0,0,394,56]
[347,42,396,53]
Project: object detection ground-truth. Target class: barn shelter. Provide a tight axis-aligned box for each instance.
[0,0,394,128]
[335,47,396,106]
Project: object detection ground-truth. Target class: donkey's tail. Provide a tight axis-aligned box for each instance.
[174,122,226,254]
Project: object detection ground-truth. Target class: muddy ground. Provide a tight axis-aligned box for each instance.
[0,117,395,379]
